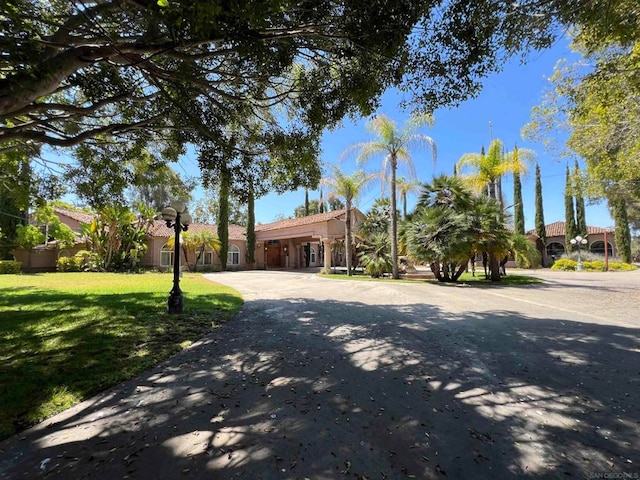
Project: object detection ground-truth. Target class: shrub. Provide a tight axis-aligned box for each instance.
[608,262,637,271]
[57,256,82,272]
[550,259,636,272]
[551,259,576,271]
[0,260,21,274]
[74,250,100,272]
[57,251,101,272]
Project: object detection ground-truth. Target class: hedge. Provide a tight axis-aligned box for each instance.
[551,259,636,272]
[0,260,21,274]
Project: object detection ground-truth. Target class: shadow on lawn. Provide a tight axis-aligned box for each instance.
[0,287,240,440]
[0,296,638,479]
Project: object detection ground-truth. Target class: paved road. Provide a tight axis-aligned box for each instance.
[1,270,639,479]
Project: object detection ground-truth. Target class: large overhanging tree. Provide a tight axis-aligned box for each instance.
[2,0,618,156]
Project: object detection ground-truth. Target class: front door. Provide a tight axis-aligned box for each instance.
[266,242,281,268]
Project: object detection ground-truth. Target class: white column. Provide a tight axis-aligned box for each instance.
[322,238,332,273]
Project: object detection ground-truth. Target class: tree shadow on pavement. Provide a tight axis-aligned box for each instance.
[1,296,638,479]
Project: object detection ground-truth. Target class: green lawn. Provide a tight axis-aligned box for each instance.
[323,271,543,286]
[0,272,243,440]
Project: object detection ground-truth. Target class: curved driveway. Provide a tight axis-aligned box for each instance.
[1,270,638,479]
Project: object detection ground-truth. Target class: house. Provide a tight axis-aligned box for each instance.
[12,208,94,271]
[13,207,365,272]
[527,221,616,266]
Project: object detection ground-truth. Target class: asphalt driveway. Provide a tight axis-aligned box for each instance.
[1,269,639,479]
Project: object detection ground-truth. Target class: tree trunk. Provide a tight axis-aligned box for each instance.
[489,252,501,281]
[402,192,407,220]
[246,181,256,266]
[345,202,352,276]
[390,157,399,279]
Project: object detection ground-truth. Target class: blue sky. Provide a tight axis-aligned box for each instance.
[210,37,612,230]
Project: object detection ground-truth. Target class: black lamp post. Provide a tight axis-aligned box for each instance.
[161,201,192,313]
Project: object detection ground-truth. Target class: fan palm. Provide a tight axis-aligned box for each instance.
[348,114,437,279]
[456,139,535,280]
[358,232,393,278]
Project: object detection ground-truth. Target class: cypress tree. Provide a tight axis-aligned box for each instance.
[564,164,577,251]
[612,198,632,263]
[245,180,255,265]
[574,160,588,237]
[513,170,525,235]
[319,188,325,213]
[217,166,230,271]
[304,189,310,216]
[534,163,546,246]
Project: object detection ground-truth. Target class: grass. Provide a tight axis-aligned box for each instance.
[448,271,544,286]
[0,272,243,440]
[322,270,544,286]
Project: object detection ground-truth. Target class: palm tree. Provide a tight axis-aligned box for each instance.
[348,114,437,279]
[167,230,221,272]
[456,139,535,280]
[357,232,392,278]
[322,166,377,276]
[396,176,422,219]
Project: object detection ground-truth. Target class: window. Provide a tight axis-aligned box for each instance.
[227,244,240,265]
[198,251,213,266]
[589,241,612,256]
[58,250,71,259]
[160,244,173,267]
[310,247,316,263]
[546,242,565,258]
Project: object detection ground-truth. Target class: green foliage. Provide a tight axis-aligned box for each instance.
[402,176,512,282]
[534,163,546,245]
[574,161,588,237]
[57,251,103,273]
[0,260,21,274]
[524,40,640,220]
[82,205,152,271]
[564,164,577,251]
[294,199,324,218]
[322,166,378,276]
[15,224,45,251]
[0,272,243,439]
[608,262,637,271]
[0,150,31,259]
[56,256,81,272]
[358,198,391,239]
[357,233,393,278]
[510,233,541,269]
[551,258,576,271]
[513,170,525,235]
[351,113,437,279]
[612,198,632,263]
[167,230,221,272]
[551,258,636,271]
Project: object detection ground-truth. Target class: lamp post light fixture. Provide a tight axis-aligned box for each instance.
[569,235,588,271]
[161,201,192,313]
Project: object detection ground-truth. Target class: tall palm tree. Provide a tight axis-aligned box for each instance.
[396,176,422,219]
[322,166,377,276]
[456,139,535,280]
[348,114,437,279]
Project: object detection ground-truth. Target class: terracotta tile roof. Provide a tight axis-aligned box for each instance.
[527,221,615,238]
[148,220,246,240]
[255,209,348,232]
[54,207,96,225]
